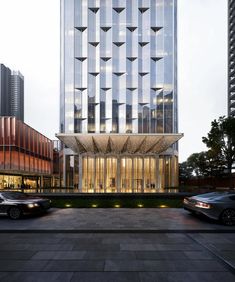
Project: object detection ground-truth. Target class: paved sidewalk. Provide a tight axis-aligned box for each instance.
[1,208,235,231]
[0,232,235,282]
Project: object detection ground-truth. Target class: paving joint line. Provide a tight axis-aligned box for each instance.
[0,229,235,233]
[187,233,235,276]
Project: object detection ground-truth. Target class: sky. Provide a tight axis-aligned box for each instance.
[0,0,227,162]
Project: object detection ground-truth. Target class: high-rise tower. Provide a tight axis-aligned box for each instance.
[228,0,235,117]
[0,64,24,121]
[57,0,182,192]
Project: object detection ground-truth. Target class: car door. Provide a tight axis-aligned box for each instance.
[0,195,10,214]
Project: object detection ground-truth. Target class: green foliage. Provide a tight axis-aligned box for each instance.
[202,116,235,175]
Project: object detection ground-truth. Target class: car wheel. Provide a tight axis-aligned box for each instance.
[8,207,22,220]
[220,209,235,226]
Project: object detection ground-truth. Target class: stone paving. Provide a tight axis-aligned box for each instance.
[0,209,235,281]
[0,208,235,231]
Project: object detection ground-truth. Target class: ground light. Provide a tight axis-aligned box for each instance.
[138,204,144,208]
[91,204,98,208]
[65,204,71,208]
[159,205,168,208]
[114,204,120,208]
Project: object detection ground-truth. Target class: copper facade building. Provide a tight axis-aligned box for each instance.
[0,117,53,189]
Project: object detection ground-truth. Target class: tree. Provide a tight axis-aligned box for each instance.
[202,116,235,188]
[179,161,193,182]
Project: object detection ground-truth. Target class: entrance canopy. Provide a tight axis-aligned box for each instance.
[56,133,183,155]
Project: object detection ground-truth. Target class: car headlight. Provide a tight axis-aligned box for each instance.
[183,198,189,204]
[195,201,211,209]
[27,203,39,208]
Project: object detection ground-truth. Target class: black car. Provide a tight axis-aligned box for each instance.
[0,191,51,219]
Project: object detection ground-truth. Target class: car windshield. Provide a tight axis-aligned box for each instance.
[1,192,30,200]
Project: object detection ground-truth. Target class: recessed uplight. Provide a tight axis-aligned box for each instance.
[114,204,120,208]
[138,204,143,208]
[65,204,71,208]
[159,205,168,208]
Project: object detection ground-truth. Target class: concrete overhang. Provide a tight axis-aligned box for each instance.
[56,133,183,155]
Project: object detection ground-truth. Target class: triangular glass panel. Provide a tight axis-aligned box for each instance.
[151,57,163,61]
[113,42,125,47]
[139,7,149,13]
[89,72,99,76]
[151,26,163,32]
[113,7,125,13]
[127,88,137,91]
[151,87,163,91]
[139,72,148,76]
[75,57,87,62]
[75,27,87,32]
[100,57,111,61]
[89,7,99,13]
[127,57,137,62]
[101,87,111,91]
[89,42,99,47]
[127,26,137,32]
[75,87,87,91]
[139,42,149,47]
[113,72,125,76]
[100,26,111,32]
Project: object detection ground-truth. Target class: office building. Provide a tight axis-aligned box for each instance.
[0,64,24,121]
[229,0,235,117]
[57,0,183,192]
[0,116,53,189]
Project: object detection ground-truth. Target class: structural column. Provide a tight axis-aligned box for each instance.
[117,156,121,193]
[78,155,82,192]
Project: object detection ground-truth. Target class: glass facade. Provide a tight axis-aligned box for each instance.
[0,117,53,189]
[59,0,179,191]
[229,0,235,117]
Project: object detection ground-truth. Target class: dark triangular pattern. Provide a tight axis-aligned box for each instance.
[117,102,125,105]
[89,72,99,76]
[127,26,137,32]
[89,42,99,47]
[113,42,125,47]
[139,72,148,76]
[139,102,148,106]
[75,57,87,62]
[100,57,111,61]
[75,27,87,32]
[106,137,113,153]
[101,87,111,91]
[127,87,137,91]
[151,26,163,32]
[89,102,99,105]
[139,42,149,47]
[151,57,163,61]
[113,72,125,76]
[127,57,137,62]
[151,87,163,91]
[92,136,100,153]
[101,26,111,32]
[75,87,87,91]
[139,7,149,13]
[113,7,125,13]
[89,7,99,13]
[121,136,130,153]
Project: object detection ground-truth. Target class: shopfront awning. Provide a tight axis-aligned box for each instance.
[56,133,183,155]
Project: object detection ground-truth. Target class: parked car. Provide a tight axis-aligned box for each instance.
[0,191,51,219]
[183,192,235,226]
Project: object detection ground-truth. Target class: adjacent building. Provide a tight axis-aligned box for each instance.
[0,116,53,189]
[0,64,24,121]
[229,0,235,117]
[57,0,183,192]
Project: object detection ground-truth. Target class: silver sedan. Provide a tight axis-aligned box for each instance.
[183,192,235,225]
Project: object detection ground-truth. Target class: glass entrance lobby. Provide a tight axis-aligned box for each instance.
[82,155,178,193]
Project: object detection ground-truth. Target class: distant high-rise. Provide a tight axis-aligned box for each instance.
[11,71,24,121]
[228,0,235,117]
[0,64,24,121]
[57,0,183,192]
[0,64,11,116]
